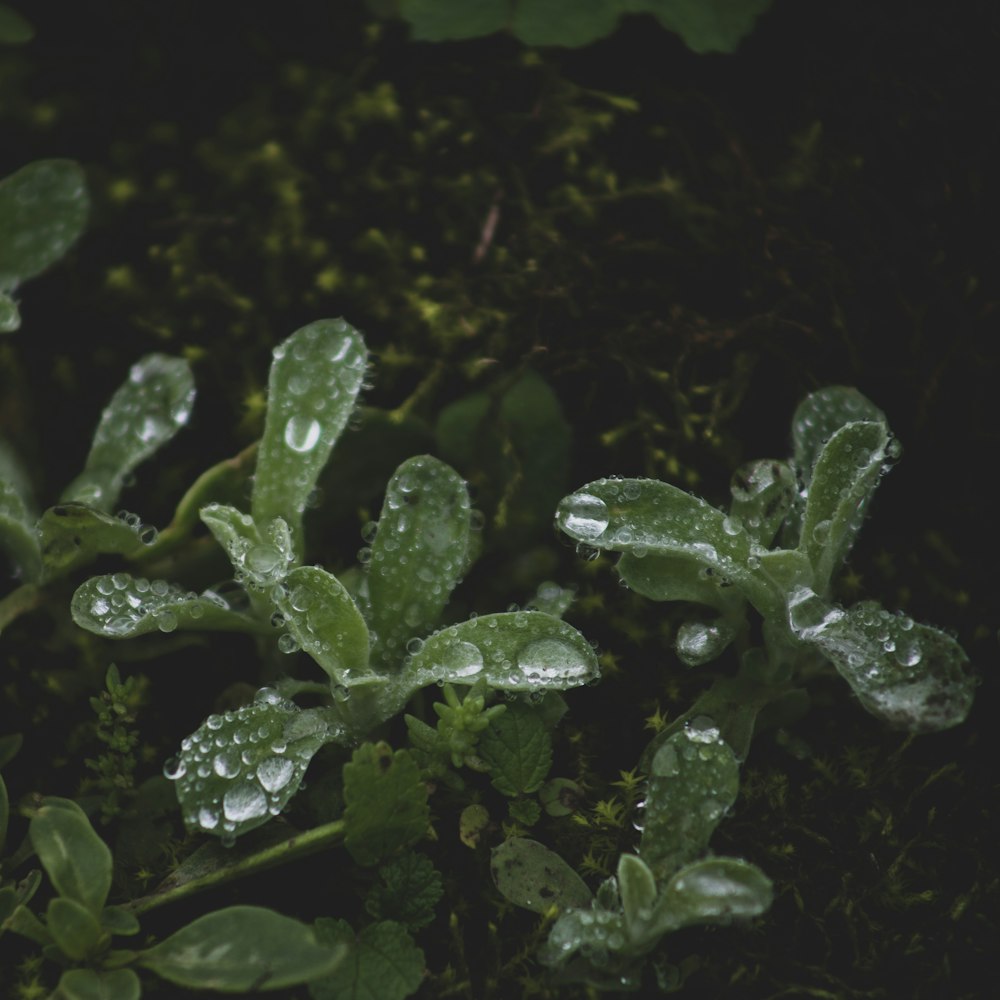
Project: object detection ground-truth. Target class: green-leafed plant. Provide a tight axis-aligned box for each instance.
[373,0,773,53]
[0,159,89,332]
[0,789,346,997]
[60,319,597,844]
[491,386,975,989]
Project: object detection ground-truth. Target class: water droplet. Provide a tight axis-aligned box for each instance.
[283,415,321,452]
[559,492,609,541]
[163,756,186,780]
[222,783,268,823]
[444,640,484,678]
[516,638,592,685]
[257,757,294,793]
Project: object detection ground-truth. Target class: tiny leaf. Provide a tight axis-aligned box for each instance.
[365,852,443,929]
[72,573,266,639]
[0,160,88,289]
[618,853,658,932]
[139,905,346,991]
[478,702,552,796]
[30,803,112,915]
[491,837,593,914]
[252,318,367,557]
[407,611,599,692]
[728,459,797,547]
[53,969,141,1000]
[367,455,471,670]
[168,688,334,840]
[276,565,372,686]
[46,896,104,960]
[201,503,296,590]
[62,354,195,512]
[309,919,424,1000]
[639,719,740,879]
[342,743,429,867]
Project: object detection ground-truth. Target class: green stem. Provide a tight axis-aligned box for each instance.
[124,819,345,916]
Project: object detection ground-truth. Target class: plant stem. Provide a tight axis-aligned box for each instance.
[0,582,43,634]
[124,818,345,915]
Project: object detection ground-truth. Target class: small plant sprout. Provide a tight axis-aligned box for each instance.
[68,319,599,843]
[490,386,975,990]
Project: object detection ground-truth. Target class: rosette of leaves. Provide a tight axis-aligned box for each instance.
[0,159,89,332]
[492,717,772,990]
[70,318,599,842]
[556,386,975,735]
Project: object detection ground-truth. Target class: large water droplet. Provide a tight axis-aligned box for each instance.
[516,638,591,685]
[559,493,609,541]
[257,757,294,793]
[284,415,321,452]
[223,783,268,823]
[444,640,484,678]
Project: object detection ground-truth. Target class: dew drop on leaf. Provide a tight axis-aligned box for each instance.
[558,492,610,541]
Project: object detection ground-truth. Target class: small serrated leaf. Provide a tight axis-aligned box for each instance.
[478,703,552,797]
[138,906,345,991]
[342,743,429,867]
[309,918,424,1000]
[491,837,593,914]
[72,573,266,639]
[365,852,443,929]
[367,455,471,669]
[252,319,367,557]
[61,354,195,512]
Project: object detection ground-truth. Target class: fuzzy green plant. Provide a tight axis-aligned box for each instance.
[63,319,599,844]
[491,386,976,990]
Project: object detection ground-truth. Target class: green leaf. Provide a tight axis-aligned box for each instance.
[101,905,141,937]
[365,852,443,929]
[799,420,890,588]
[728,459,797,547]
[61,354,195,512]
[46,896,104,960]
[0,290,19,331]
[53,969,142,1000]
[791,386,887,487]
[276,565,372,686]
[201,503,296,590]
[508,796,542,826]
[478,702,552,796]
[168,688,334,840]
[0,731,23,769]
[139,905,346,991]
[30,803,112,915]
[71,572,267,639]
[797,600,975,732]
[38,504,152,578]
[0,771,8,854]
[639,719,740,879]
[556,478,775,615]
[0,479,40,581]
[309,919,424,1000]
[342,742,429,867]
[617,552,737,612]
[490,837,593,914]
[407,611,600,692]
[252,318,367,557]
[397,0,507,41]
[636,0,773,54]
[367,455,470,669]
[618,854,658,933]
[0,5,34,45]
[2,900,52,946]
[0,160,87,290]
[651,857,773,932]
[512,0,620,46]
